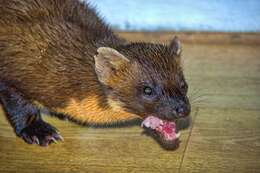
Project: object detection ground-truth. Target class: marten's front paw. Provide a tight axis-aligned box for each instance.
[20,120,63,146]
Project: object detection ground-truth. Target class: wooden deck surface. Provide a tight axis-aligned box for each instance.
[1,33,260,173]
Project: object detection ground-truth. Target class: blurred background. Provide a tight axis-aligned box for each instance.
[87,0,260,32]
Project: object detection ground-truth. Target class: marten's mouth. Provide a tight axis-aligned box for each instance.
[141,116,181,150]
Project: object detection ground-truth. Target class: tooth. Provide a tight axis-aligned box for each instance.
[176,132,181,138]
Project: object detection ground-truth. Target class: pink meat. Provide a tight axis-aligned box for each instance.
[141,116,177,141]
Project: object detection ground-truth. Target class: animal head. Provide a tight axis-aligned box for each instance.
[94,37,190,121]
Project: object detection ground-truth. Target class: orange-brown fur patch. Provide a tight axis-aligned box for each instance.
[54,95,140,124]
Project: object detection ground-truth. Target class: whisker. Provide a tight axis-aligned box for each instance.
[191,97,209,105]
[188,89,207,102]
[188,87,205,97]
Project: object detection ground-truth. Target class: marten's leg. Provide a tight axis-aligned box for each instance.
[0,82,63,146]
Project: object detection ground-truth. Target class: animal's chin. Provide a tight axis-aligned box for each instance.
[141,115,181,150]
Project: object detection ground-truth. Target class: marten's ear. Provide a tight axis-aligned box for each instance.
[169,36,182,56]
[94,47,130,84]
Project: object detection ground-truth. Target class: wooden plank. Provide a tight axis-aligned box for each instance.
[0,107,195,173]
[183,44,260,110]
[187,77,260,96]
[1,33,260,173]
[190,94,260,110]
[187,77,260,110]
[179,108,260,173]
[179,42,260,172]
[183,44,260,78]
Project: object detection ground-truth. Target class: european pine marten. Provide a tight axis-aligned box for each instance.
[0,0,190,150]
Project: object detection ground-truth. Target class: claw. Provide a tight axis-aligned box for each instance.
[54,133,64,141]
[19,120,62,147]
[32,136,40,145]
[50,137,58,144]
[59,135,64,141]
[21,133,33,144]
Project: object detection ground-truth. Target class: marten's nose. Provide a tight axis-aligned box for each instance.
[157,98,190,120]
[176,107,184,115]
[175,102,190,118]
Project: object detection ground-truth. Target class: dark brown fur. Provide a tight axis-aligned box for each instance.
[0,0,190,149]
[0,0,118,109]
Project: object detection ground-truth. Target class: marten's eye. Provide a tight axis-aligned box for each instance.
[143,86,153,96]
[180,81,188,93]
[139,83,157,100]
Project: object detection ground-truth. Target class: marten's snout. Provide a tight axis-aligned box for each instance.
[157,97,190,120]
[175,100,191,118]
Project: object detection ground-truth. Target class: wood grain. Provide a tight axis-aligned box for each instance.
[1,32,260,173]
[0,107,193,173]
[179,108,260,173]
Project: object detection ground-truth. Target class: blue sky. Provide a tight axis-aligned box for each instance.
[86,0,260,32]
